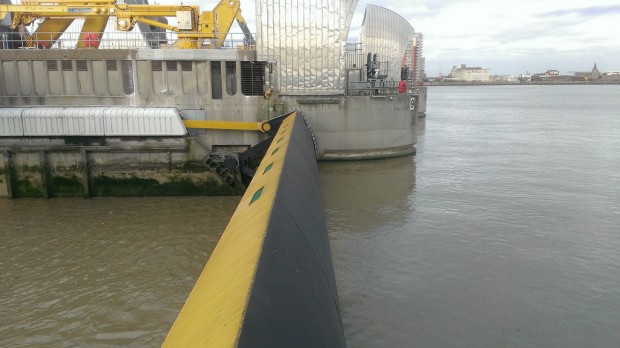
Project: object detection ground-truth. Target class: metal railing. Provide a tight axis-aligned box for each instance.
[347,79,402,96]
[0,30,255,50]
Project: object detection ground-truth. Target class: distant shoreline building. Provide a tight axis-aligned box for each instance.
[402,33,424,84]
[449,64,490,82]
[531,69,560,81]
[591,63,601,80]
[533,64,620,82]
[425,62,620,85]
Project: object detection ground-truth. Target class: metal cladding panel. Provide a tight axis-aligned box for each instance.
[6,107,186,136]
[102,107,187,136]
[344,53,368,70]
[60,108,106,135]
[0,108,25,136]
[21,107,105,136]
[22,108,68,136]
[361,5,415,82]
[256,0,358,95]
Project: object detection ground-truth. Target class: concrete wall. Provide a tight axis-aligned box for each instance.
[415,86,427,116]
[0,49,274,150]
[0,137,240,198]
[0,49,421,176]
[278,94,418,159]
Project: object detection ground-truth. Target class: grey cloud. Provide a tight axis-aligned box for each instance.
[491,29,547,45]
[490,19,580,45]
[539,5,620,17]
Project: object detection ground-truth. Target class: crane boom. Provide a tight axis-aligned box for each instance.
[0,0,255,49]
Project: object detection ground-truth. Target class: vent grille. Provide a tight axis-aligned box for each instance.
[106,60,117,71]
[180,61,193,71]
[76,60,88,72]
[47,60,58,71]
[151,61,162,72]
[166,61,177,71]
[211,61,222,100]
[240,61,265,96]
[226,61,237,96]
[61,60,73,71]
[121,60,134,95]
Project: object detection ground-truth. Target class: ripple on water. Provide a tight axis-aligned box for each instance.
[0,196,239,347]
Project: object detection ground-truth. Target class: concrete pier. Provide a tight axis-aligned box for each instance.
[0,137,240,198]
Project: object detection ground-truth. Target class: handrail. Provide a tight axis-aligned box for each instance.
[347,79,401,96]
[0,30,255,50]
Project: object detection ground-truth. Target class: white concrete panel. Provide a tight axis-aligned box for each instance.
[6,107,186,136]
[0,108,25,136]
[1,61,18,96]
[22,108,61,136]
[20,108,93,136]
[61,107,105,135]
[102,107,187,136]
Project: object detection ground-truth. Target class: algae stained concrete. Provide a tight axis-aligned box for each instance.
[0,138,239,198]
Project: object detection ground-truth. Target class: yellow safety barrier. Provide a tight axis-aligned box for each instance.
[182,120,271,133]
[163,113,295,347]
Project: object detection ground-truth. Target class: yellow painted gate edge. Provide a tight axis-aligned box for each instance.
[162,113,297,347]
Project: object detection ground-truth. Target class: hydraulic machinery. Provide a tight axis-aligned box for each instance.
[0,0,254,49]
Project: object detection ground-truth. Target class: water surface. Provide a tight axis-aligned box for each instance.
[1,197,238,347]
[323,85,620,347]
[2,85,620,347]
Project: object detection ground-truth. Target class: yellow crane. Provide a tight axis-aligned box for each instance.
[0,0,254,49]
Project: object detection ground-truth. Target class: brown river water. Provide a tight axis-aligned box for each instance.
[2,85,620,347]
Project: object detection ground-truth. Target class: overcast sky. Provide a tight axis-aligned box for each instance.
[227,0,620,76]
[16,0,615,76]
[352,0,620,76]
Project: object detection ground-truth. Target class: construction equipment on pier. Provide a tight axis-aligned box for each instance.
[0,0,255,49]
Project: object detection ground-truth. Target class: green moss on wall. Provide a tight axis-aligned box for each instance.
[21,165,41,173]
[51,175,84,197]
[179,161,210,173]
[3,160,246,198]
[93,175,159,196]
[16,178,44,197]
[93,174,238,196]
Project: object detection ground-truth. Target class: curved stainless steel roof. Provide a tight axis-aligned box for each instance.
[0,107,187,136]
[256,0,358,95]
[360,5,415,82]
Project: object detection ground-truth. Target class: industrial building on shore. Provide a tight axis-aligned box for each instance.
[426,62,620,85]
[531,64,620,82]
[447,64,491,82]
